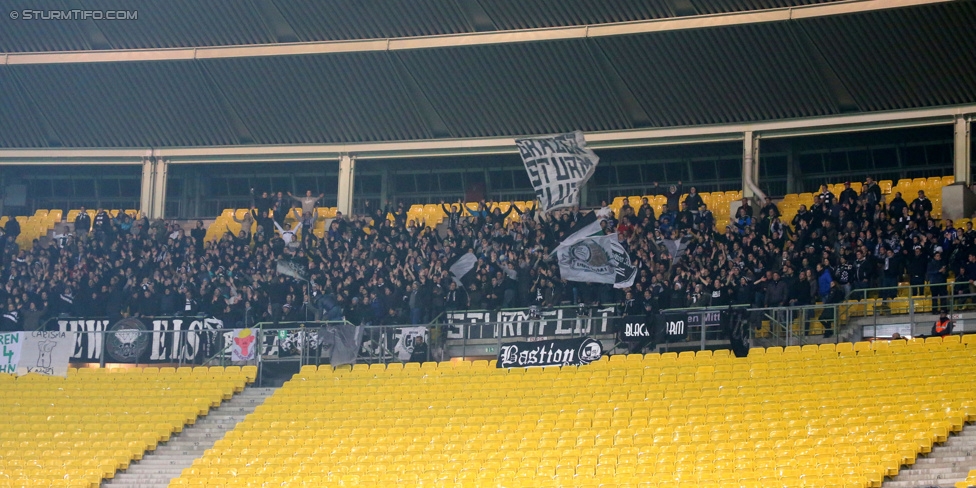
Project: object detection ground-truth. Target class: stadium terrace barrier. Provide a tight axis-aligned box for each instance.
[40,315,340,368]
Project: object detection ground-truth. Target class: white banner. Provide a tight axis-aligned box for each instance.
[516,131,599,212]
[17,331,75,377]
[230,328,257,362]
[0,332,23,374]
[393,327,429,362]
[555,221,637,289]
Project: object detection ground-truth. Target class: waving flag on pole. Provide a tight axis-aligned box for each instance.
[553,217,637,289]
[516,131,599,212]
[448,252,478,287]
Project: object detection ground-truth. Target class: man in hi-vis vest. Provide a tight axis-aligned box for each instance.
[932,310,953,337]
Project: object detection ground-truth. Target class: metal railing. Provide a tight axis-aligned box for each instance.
[27,283,972,373]
[44,326,259,368]
[747,290,976,348]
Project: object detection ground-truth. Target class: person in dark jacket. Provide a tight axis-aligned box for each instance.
[764,272,789,308]
[1,303,20,332]
[74,207,92,234]
[820,280,846,338]
[21,302,47,332]
[4,217,20,241]
[409,335,429,363]
[906,246,928,297]
[927,249,949,310]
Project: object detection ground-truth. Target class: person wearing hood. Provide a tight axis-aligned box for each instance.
[927,248,948,310]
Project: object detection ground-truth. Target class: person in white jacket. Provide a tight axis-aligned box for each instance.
[274,213,302,247]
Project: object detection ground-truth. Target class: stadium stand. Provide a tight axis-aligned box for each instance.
[0,173,968,335]
[173,339,973,488]
[0,365,254,488]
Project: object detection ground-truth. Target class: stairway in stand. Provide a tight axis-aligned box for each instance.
[885,425,976,488]
[102,386,276,488]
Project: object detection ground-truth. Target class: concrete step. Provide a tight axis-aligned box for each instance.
[102,384,276,488]
[885,424,976,488]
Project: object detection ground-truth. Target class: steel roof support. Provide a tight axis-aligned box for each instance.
[955,115,972,186]
[139,157,154,219]
[336,154,356,217]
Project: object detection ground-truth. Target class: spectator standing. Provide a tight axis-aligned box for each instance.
[288,190,324,246]
[93,208,111,235]
[839,181,858,207]
[927,249,948,310]
[191,220,207,253]
[409,335,428,363]
[863,177,882,206]
[74,207,91,234]
[4,215,20,241]
[932,310,953,337]
[909,190,933,221]
[818,184,836,206]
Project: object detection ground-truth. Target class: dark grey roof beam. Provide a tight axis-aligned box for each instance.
[668,0,701,17]
[790,22,859,113]
[64,0,112,49]
[6,70,64,147]
[388,52,453,138]
[454,0,499,32]
[196,64,255,145]
[586,39,653,128]
[257,0,301,43]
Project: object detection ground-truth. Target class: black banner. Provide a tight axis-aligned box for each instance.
[56,317,328,363]
[57,316,225,363]
[445,306,615,340]
[497,336,603,369]
[655,309,726,343]
[658,312,689,342]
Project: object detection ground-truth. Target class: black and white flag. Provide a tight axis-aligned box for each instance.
[554,218,637,289]
[516,131,599,212]
[276,258,308,281]
[448,252,477,287]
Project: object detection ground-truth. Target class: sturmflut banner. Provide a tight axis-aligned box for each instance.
[497,336,603,368]
[516,131,599,212]
[554,218,637,289]
[444,306,616,340]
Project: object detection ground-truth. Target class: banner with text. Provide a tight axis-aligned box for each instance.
[445,306,615,340]
[613,315,658,350]
[497,336,603,368]
[0,332,23,373]
[516,131,598,212]
[56,317,335,363]
[18,331,74,377]
[58,316,226,363]
[655,310,726,343]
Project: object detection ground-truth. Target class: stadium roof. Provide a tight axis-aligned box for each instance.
[0,0,973,151]
[0,0,843,51]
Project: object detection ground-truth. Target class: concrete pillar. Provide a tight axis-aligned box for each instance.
[955,115,972,186]
[151,158,168,219]
[379,164,390,208]
[742,131,764,201]
[139,157,154,219]
[337,154,356,216]
[785,142,799,194]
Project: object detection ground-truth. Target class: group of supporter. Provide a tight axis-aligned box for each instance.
[0,176,968,334]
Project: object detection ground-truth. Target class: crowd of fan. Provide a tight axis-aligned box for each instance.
[0,176,969,333]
